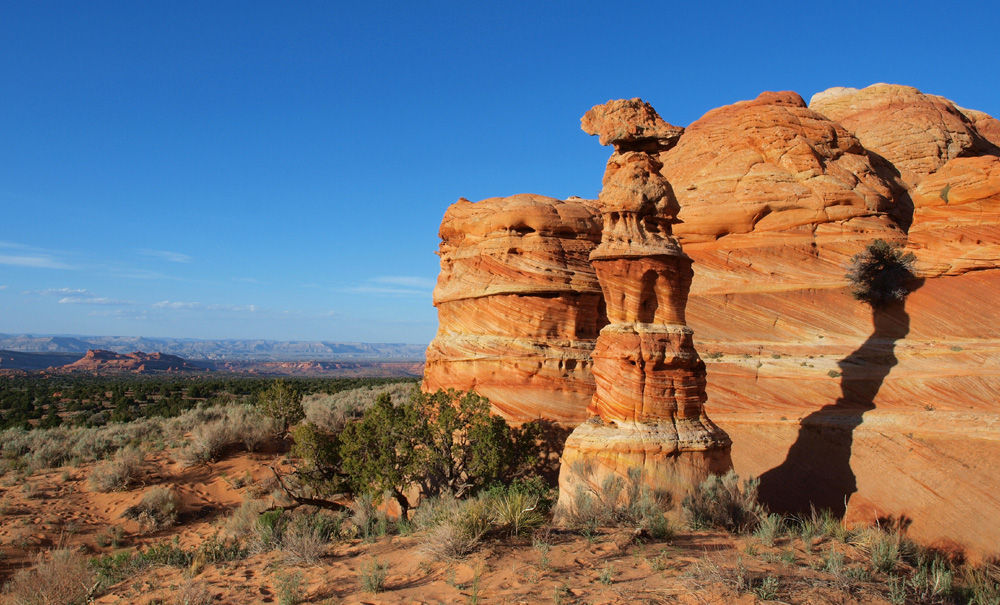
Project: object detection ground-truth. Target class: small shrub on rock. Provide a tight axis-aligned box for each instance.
[846,239,916,308]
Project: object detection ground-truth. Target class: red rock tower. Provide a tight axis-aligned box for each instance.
[556,99,732,511]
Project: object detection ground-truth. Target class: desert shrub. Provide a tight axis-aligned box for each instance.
[220,497,269,542]
[359,558,388,594]
[561,466,674,539]
[225,405,278,452]
[416,496,492,560]
[349,493,391,541]
[683,469,764,533]
[489,490,545,537]
[94,525,125,548]
[258,380,304,433]
[289,422,344,496]
[28,437,71,471]
[250,508,289,553]
[846,238,917,308]
[754,513,785,547]
[339,389,539,518]
[175,580,214,605]
[280,512,338,565]
[122,486,179,533]
[303,382,414,433]
[2,549,94,605]
[179,419,234,465]
[88,445,144,492]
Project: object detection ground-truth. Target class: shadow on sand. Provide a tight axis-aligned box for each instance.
[757,279,923,517]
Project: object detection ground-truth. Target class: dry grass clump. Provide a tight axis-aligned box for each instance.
[416,495,492,561]
[489,490,545,537]
[219,497,270,542]
[179,420,235,465]
[122,486,179,533]
[280,512,341,565]
[88,445,144,492]
[178,405,277,466]
[2,549,95,605]
[754,512,785,547]
[349,493,391,541]
[561,467,674,540]
[303,382,414,433]
[174,579,214,605]
[225,405,279,452]
[358,557,389,594]
[218,499,339,563]
[682,469,764,533]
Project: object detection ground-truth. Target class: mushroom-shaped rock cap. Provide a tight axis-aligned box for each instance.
[581,98,683,152]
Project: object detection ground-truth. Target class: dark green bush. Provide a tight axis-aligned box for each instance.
[338,389,539,518]
[845,239,917,308]
[257,379,304,433]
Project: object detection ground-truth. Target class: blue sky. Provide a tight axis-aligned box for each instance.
[2,1,998,344]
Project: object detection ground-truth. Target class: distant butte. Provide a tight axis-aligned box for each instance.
[55,350,206,374]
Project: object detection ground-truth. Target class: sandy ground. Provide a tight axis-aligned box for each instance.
[0,448,906,604]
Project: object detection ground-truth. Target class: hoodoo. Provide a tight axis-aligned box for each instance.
[555,99,732,511]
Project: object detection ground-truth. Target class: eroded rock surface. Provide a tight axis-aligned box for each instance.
[425,85,1000,558]
[422,194,604,422]
[555,101,731,512]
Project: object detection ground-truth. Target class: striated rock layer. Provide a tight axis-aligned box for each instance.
[422,194,604,423]
[555,100,731,513]
[425,84,1000,558]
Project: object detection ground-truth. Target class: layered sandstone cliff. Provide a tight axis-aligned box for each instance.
[424,84,1000,558]
[422,194,604,422]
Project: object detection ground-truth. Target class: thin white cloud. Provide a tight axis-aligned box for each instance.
[88,308,149,320]
[371,276,436,289]
[154,300,201,309]
[31,288,135,306]
[0,285,7,291]
[0,254,75,270]
[153,301,258,312]
[341,275,436,297]
[345,285,431,296]
[59,296,135,306]
[137,249,193,263]
[38,287,91,296]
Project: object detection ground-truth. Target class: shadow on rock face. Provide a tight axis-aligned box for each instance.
[757,279,923,517]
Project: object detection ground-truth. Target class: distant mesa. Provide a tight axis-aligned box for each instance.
[56,349,206,374]
[0,337,427,377]
[0,334,427,362]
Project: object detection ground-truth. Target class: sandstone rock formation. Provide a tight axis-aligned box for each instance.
[422,194,604,422]
[58,350,205,373]
[809,84,1000,188]
[555,100,731,511]
[425,85,1000,558]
